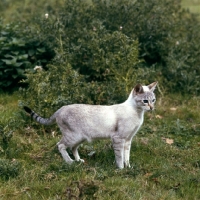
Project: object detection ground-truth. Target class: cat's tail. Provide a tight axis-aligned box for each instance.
[23,106,56,125]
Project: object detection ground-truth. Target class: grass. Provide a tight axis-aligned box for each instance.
[0,92,200,199]
[182,0,200,14]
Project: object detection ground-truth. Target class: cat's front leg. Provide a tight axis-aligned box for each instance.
[112,136,125,169]
[124,140,132,168]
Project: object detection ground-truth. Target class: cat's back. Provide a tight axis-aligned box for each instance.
[56,104,118,132]
[58,103,138,119]
[57,104,115,120]
[60,103,111,113]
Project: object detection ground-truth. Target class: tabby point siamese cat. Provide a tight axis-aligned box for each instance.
[24,82,157,169]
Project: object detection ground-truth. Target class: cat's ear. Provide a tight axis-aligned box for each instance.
[133,84,144,95]
[148,82,158,92]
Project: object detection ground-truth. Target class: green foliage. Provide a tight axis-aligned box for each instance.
[20,6,164,115]
[2,0,200,94]
[19,12,149,113]
[37,0,199,94]
[70,27,142,84]
[0,19,54,90]
[89,0,200,93]
[19,27,149,115]
[20,61,86,116]
[19,60,130,117]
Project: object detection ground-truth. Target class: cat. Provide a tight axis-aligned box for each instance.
[24,82,157,169]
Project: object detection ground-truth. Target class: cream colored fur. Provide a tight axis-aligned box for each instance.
[24,82,157,169]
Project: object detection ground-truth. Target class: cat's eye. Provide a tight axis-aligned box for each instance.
[143,100,148,104]
[152,99,156,102]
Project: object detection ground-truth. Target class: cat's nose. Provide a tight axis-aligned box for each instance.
[149,104,154,110]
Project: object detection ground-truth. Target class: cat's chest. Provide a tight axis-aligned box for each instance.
[116,107,144,129]
[119,106,143,122]
[119,114,143,139]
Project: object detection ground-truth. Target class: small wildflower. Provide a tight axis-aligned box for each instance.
[170,107,177,111]
[105,68,110,74]
[156,115,163,119]
[176,41,180,45]
[45,13,49,19]
[34,66,43,71]
[120,26,123,30]
[52,131,55,138]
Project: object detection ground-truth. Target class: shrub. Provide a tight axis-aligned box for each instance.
[38,0,198,94]
[20,32,144,116]
[20,62,84,116]
[0,20,54,90]
[19,8,147,113]
[3,0,200,94]
[31,1,148,83]
[66,25,143,85]
[92,0,200,94]
[19,26,148,117]
[163,15,200,94]
[18,1,161,119]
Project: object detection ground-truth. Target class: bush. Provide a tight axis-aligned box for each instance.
[31,1,151,83]
[20,32,145,116]
[66,25,143,84]
[19,8,147,114]
[3,0,200,94]
[163,15,200,94]
[37,0,198,94]
[19,24,150,117]
[0,20,54,90]
[18,0,166,118]
[90,0,200,93]
[20,61,85,116]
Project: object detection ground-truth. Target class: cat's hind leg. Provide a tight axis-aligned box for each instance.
[72,145,85,163]
[57,141,74,164]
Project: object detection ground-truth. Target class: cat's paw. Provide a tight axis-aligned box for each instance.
[79,159,85,163]
[124,161,131,168]
[68,160,74,165]
[76,158,85,163]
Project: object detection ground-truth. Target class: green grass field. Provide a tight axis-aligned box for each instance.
[0,92,200,199]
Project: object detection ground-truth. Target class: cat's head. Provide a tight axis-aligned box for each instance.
[132,82,157,111]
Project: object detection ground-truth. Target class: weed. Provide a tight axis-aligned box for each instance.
[0,159,21,180]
